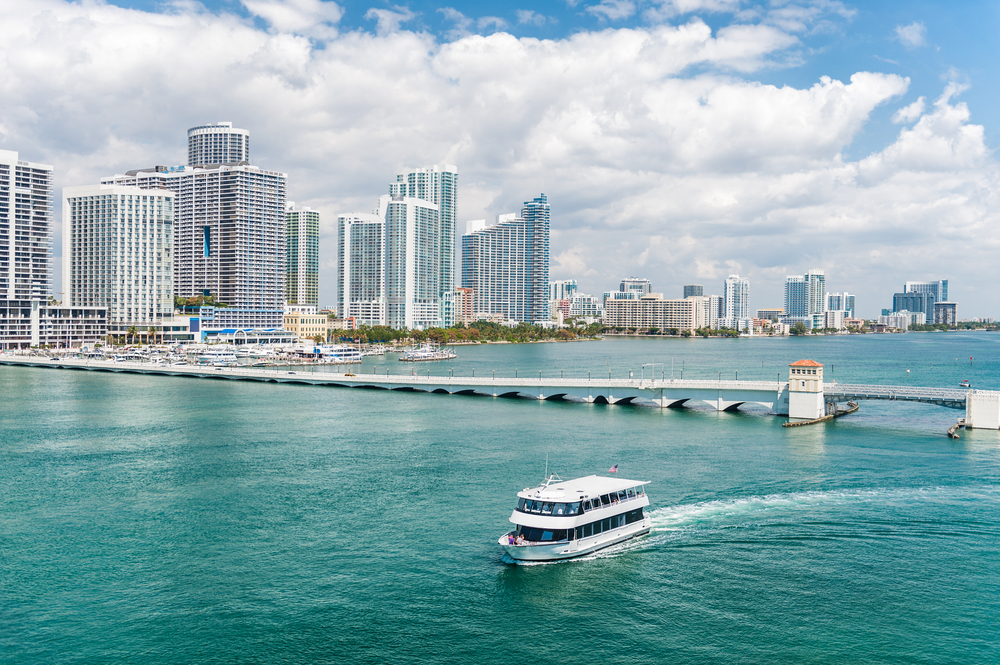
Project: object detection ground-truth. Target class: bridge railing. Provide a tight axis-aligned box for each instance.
[824,383,968,400]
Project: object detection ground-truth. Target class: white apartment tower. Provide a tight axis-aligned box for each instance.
[460,194,550,323]
[0,150,53,300]
[286,203,319,306]
[63,184,174,332]
[721,274,750,329]
[103,161,287,329]
[337,211,386,326]
[187,122,250,167]
[390,165,458,326]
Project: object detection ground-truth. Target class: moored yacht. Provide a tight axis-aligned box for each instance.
[499,473,652,562]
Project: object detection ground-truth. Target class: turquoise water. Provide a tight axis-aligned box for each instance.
[3,334,1000,663]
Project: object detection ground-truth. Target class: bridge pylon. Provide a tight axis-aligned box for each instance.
[788,359,825,421]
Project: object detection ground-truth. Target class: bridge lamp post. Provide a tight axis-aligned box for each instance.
[588,370,591,382]
[736,370,738,381]
[719,371,722,382]
[515,369,518,378]
[450,368,453,378]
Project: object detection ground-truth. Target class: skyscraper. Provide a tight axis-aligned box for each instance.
[104,162,287,330]
[903,280,949,320]
[461,194,550,323]
[286,203,319,306]
[550,279,578,301]
[683,284,703,298]
[337,211,385,326]
[390,165,458,326]
[0,149,52,300]
[785,269,826,326]
[721,274,750,329]
[63,184,174,335]
[384,194,442,329]
[805,269,826,316]
[187,122,250,166]
[620,277,653,296]
[784,276,808,317]
[826,292,855,318]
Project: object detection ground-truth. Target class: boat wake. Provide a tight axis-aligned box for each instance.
[503,485,999,565]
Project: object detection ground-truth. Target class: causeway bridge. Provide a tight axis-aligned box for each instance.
[3,356,998,430]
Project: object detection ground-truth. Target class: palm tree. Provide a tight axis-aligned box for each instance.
[147,326,158,346]
[127,326,139,345]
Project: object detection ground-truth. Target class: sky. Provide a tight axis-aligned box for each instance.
[2,0,999,318]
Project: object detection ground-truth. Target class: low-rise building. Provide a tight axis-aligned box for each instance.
[602,293,696,332]
[283,305,328,340]
[756,308,784,320]
[455,286,474,325]
[0,299,107,349]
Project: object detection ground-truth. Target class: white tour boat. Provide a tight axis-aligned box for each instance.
[499,473,652,562]
[196,349,238,365]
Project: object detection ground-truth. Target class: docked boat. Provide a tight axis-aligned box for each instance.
[498,473,652,562]
[399,343,457,362]
[196,349,238,365]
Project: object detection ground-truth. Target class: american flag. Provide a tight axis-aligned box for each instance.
[608,464,618,473]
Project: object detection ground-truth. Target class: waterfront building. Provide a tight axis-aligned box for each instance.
[620,277,652,296]
[683,284,703,298]
[707,295,723,329]
[934,301,957,326]
[187,122,249,167]
[384,195,442,329]
[756,308,784,321]
[805,270,826,316]
[337,211,385,327]
[784,276,808,318]
[286,203,319,307]
[686,295,712,329]
[878,311,910,331]
[901,280,949,321]
[0,149,52,301]
[460,195,549,324]
[826,292,855,318]
[550,279,578,301]
[569,294,603,319]
[63,184,175,337]
[721,275,750,330]
[603,293,696,332]
[390,165,458,327]
[892,292,932,321]
[103,162,287,331]
[0,299,108,349]
[283,305,328,341]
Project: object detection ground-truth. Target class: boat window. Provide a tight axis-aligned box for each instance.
[541,502,554,515]
[583,500,592,511]
[541,531,553,541]
[554,503,565,515]
[627,488,636,498]
[517,498,527,511]
[618,490,627,502]
[566,502,580,515]
[600,494,611,506]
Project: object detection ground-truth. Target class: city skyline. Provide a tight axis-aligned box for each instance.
[2,1,998,317]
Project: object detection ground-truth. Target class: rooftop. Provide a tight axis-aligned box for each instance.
[519,474,649,501]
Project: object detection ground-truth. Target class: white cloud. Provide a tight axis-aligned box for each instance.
[242,0,342,38]
[586,0,636,21]
[892,97,925,124]
[0,2,997,315]
[516,10,548,26]
[895,21,926,48]
[364,5,418,36]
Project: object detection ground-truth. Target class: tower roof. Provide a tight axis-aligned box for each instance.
[789,359,823,367]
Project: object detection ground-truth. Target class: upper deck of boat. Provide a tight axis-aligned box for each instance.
[519,474,649,501]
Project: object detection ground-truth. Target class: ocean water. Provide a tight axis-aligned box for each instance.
[2,333,999,663]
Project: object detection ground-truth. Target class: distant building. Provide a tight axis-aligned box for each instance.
[826,292,855,318]
[283,305,328,341]
[187,122,250,167]
[0,149,53,301]
[550,279,578,301]
[603,294,696,332]
[757,308,784,321]
[461,194,550,324]
[569,294,603,318]
[455,286,474,325]
[892,292,932,321]
[934,301,957,326]
[286,203,320,306]
[902,280,949,321]
[63,184,175,338]
[721,275,750,330]
[0,299,108,350]
[683,284,703,298]
[878,312,910,330]
[337,211,386,327]
[620,277,652,296]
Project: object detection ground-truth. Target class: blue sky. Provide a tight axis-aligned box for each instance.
[3,0,999,315]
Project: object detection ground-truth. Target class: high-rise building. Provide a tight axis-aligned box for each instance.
[390,165,458,326]
[784,276,808,317]
[286,203,319,306]
[934,301,957,325]
[0,149,52,300]
[460,194,550,323]
[63,184,174,334]
[337,211,385,326]
[187,122,250,167]
[683,284,703,298]
[550,279,578,301]
[721,274,750,329]
[805,269,826,315]
[903,280,949,321]
[384,195,442,330]
[826,292,855,318]
[784,269,826,326]
[893,292,932,319]
[620,277,652,296]
[1,151,107,349]
[104,162,287,330]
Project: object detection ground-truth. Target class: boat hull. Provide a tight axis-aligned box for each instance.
[499,518,651,562]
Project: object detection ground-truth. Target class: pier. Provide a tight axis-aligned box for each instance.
[3,355,998,429]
